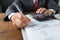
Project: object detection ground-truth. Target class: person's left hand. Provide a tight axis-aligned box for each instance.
[36,8,53,16]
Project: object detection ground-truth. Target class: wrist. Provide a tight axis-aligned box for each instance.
[8,13,16,20]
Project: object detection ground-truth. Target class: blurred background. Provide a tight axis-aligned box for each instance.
[0,0,14,12]
[0,0,59,13]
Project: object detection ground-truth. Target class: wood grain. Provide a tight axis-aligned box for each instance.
[0,13,23,40]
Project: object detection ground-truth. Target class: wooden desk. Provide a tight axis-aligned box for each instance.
[0,13,23,40]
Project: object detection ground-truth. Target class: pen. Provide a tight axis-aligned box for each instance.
[14,3,24,16]
[14,3,31,26]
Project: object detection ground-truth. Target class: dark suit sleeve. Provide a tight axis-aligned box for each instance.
[47,0,60,13]
[0,6,2,13]
[4,0,23,21]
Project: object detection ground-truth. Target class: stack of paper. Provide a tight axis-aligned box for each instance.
[21,14,60,40]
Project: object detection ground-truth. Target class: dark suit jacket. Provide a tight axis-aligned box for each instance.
[0,6,2,13]
[0,0,14,12]
[4,0,60,21]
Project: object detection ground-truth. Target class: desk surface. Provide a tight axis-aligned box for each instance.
[0,13,23,40]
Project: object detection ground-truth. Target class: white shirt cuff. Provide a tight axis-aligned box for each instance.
[8,13,15,19]
[48,9,56,13]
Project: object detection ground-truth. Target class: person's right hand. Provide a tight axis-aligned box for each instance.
[11,12,30,28]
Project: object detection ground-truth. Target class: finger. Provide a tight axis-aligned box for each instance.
[16,12,24,20]
[36,8,43,13]
[25,16,30,21]
[16,13,22,19]
[15,19,26,28]
[12,19,17,27]
[19,16,30,25]
[11,15,16,25]
[11,15,19,25]
[15,19,21,27]
[24,16,30,25]
[48,11,53,15]
[44,10,53,16]
[12,20,15,25]
[44,10,49,14]
[40,8,47,14]
[44,10,49,16]
[12,22,17,27]
[16,12,30,24]
[20,22,27,28]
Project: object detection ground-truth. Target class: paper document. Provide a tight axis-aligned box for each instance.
[21,14,60,40]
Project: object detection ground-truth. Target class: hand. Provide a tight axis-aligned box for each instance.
[36,8,53,16]
[11,12,30,28]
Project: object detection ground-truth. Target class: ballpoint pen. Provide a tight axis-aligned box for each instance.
[14,3,24,16]
[14,3,31,27]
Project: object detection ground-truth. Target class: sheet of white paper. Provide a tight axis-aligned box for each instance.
[21,14,60,40]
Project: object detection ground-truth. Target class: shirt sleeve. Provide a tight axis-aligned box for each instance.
[8,13,16,19]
